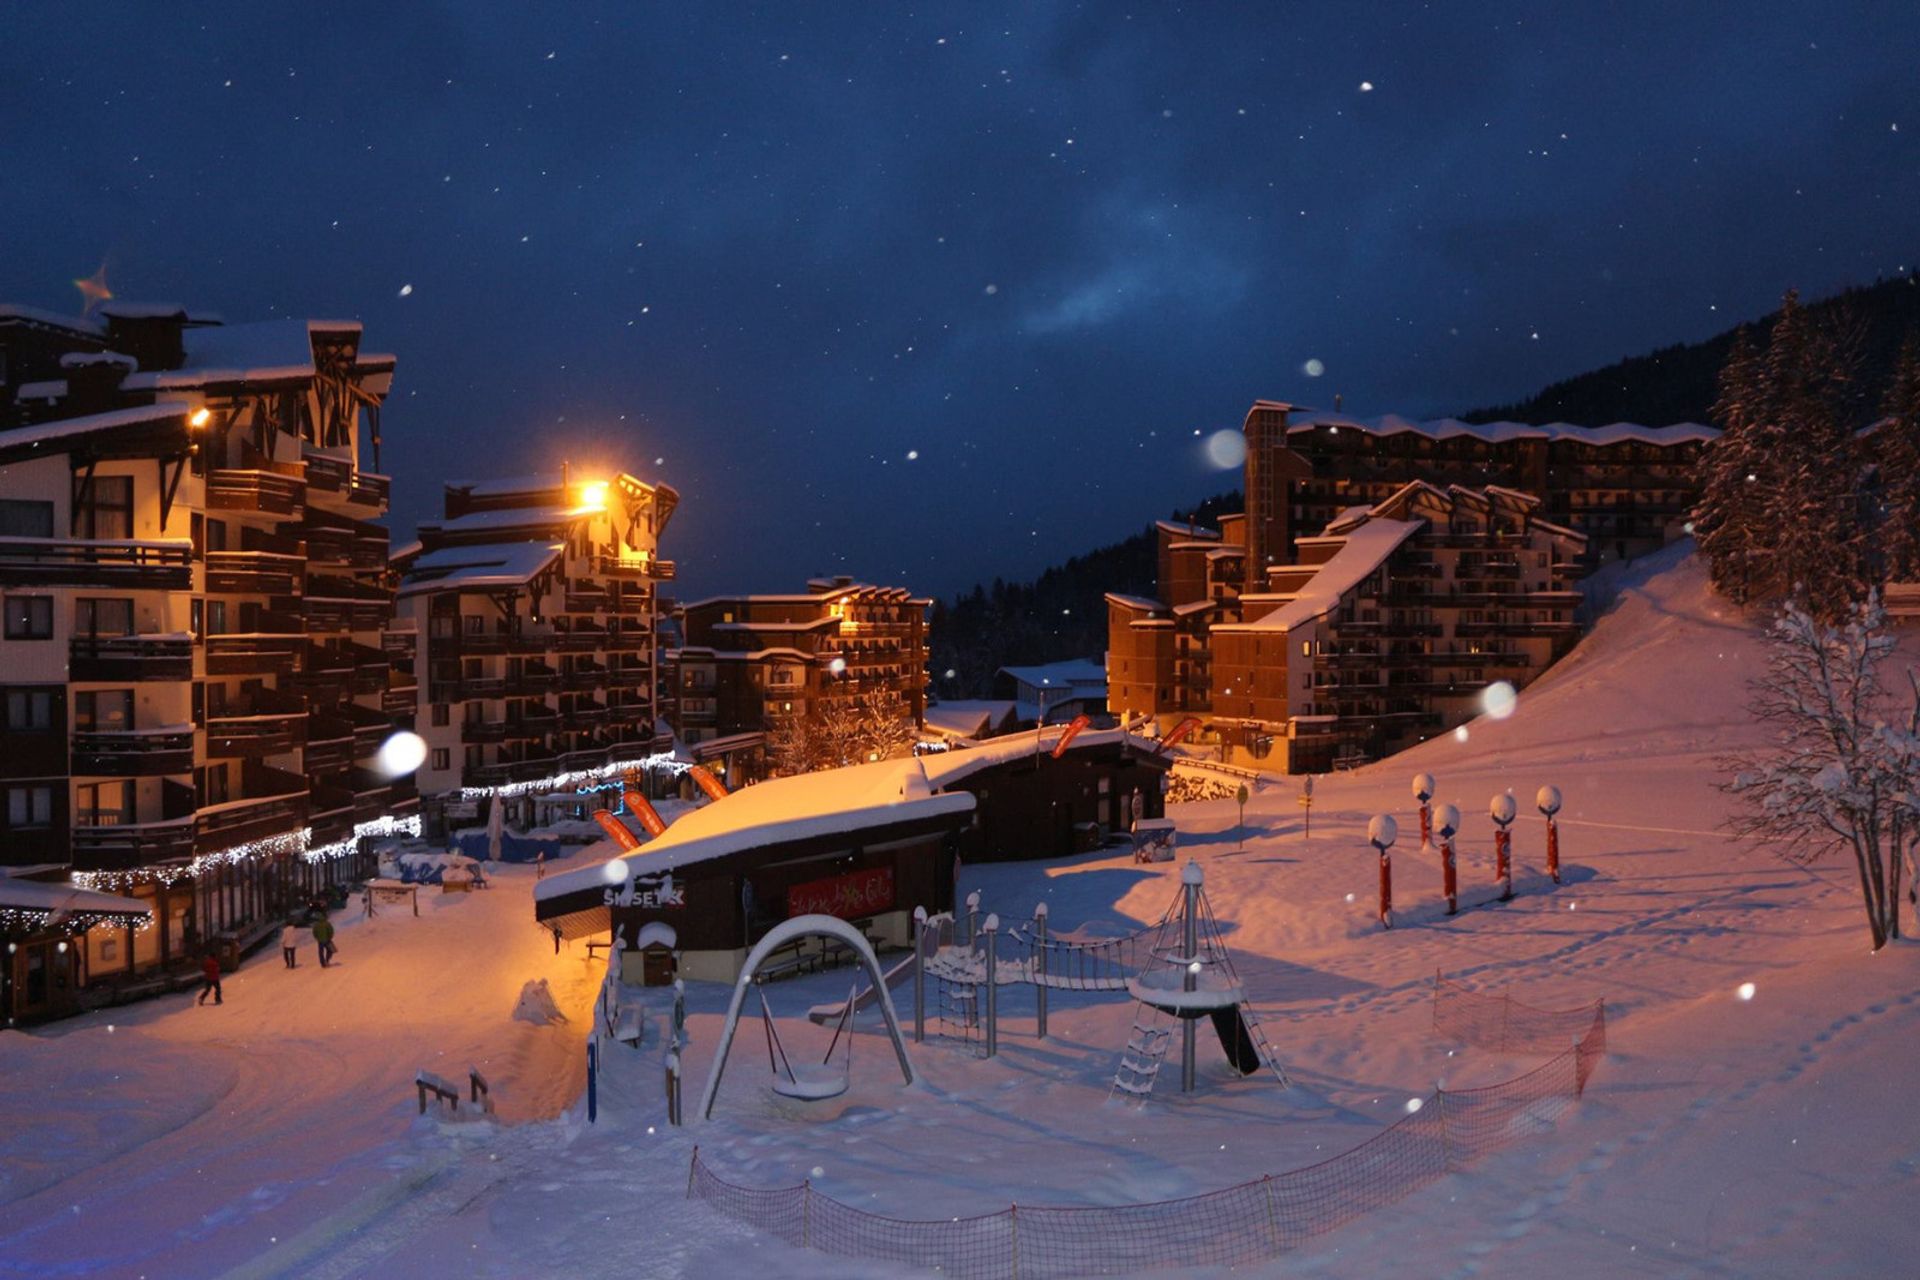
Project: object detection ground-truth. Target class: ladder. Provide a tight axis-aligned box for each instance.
[1110,1008,1174,1101]
[1238,1001,1291,1087]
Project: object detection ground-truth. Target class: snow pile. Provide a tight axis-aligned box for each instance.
[511,978,568,1026]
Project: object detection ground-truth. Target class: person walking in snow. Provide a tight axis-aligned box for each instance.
[281,922,299,968]
[312,915,336,968]
[197,952,223,1005]
[535,850,546,880]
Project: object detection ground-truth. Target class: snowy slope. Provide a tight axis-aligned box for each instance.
[5,548,1917,1279]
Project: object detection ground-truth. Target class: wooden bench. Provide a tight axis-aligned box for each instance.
[584,939,612,962]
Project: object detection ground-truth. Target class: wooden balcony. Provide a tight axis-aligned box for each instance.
[305,711,356,772]
[70,634,193,682]
[70,726,195,777]
[207,466,305,517]
[346,472,388,510]
[205,630,304,677]
[0,537,192,589]
[593,554,674,580]
[303,596,390,632]
[605,665,650,688]
[462,718,509,744]
[72,817,197,870]
[205,549,304,595]
[195,782,308,853]
[206,688,308,758]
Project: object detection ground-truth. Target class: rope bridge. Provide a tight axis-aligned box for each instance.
[689,976,1609,1278]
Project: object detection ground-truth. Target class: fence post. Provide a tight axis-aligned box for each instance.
[1262,1174,1281,1254]
[686,1146,698,1197]
[913,906,927,1044]
[1436,1084,1456,1173]
[965,890,980,946]
[673,978,686,1046]
[1009,1203,1019,1280]
[1033,902,1048,1040]
[666,1051,681,1125]
[983,914,999,1059]
[587,1039,598,1124]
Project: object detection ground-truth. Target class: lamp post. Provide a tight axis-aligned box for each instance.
[1412,772,1436,849]
[1536,785,1563,884]
[1369,814,1398,930]
[1489,794,1517,901]
[1433,803,1460,916]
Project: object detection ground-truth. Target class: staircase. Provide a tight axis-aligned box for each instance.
[1110,1012,1174,1101]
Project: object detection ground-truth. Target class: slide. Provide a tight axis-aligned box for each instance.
[807,950,918,1025]
[1210,1006,1263,1075]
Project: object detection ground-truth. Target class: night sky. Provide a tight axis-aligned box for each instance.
[4,4,1917,599]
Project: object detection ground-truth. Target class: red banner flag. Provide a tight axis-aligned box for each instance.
[1154,716,1202,755]
[593,809,641,851]
[1050,714,1092,759]
[687,764,729,803]
[622,790,668,838]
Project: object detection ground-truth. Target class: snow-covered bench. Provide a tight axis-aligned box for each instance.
[613,1004,644,1047]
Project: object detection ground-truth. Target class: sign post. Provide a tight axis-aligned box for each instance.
[1298,775,1314,840]
[1235,783,1249,849]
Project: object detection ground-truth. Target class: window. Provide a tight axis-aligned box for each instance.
[430,703,450,727]
[197,763,229,807]
[6,785,52,828]
[4,689,54,731]
[463,614,485,635]
[431,748,450,771]
[205,599,227,635]
[76,598,134,637]
[0,499,54,538]
[464,746,482,769]
[4,596,52,639]
[77,474,133,540]
[75,690,134,732]
[75,780,133,827]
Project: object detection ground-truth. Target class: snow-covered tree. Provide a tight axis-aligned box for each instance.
[1694,292,1870,620]
[1726,595,1920,950]
[768,690,919,776]
[1874,333,1920,582]
[766,711,825,777]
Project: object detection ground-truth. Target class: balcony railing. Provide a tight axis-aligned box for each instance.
[592,554,674,580]
[205,630,305,676]
[205,549,304,595]
[195,764,309,852]
[70,633,193,682]
[70,726,196,776]
[207,466,305,517]
[206,688,309,757]
[0,537,192,589]
[72,817,197,870]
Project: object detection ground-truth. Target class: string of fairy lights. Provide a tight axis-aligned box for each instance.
[66,814,423,896]
[0,906,155,937]
[461,751,690,801]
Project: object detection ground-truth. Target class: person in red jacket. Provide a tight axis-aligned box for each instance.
[196,952,223,1005]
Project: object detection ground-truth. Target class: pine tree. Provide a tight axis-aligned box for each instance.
[1694,327,1770,604]
[1876,332,1920,581]
[1694,291,1868,620]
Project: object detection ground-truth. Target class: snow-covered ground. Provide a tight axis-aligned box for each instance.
[4,546,1918,1278]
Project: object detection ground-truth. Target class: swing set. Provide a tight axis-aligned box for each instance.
[757,977,859,1100]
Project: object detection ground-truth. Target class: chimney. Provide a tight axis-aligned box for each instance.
[58,350,135,415]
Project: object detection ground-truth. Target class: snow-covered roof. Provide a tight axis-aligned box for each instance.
[0,877,151,919]
[922,699,1018,739]
[447,473,564,497]
[59,350,135,371]
[536,756,977,900]
[1172,600,1215,617]
[1284,411,1718,448]
[999,658,1106,690]
[97,301,189,320]
[0,303,104,335]
[1104,592,1163,613]
[399,541,563,594]
[635,921,678,949]
[118,319,350,390]
[536,727,1164,911]
[1222,517,1424,633]
[0,402,188,452]
[1155,520,1220,539]
[418,504,599,535]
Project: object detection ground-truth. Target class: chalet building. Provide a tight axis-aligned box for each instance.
[393,470,679,834]
[0,301,412,1019]
[533,727,1169,983]
[668,577,930,783]
[1251,401,1716,572]
[994,658,1109,724]
[1208,482,1585,772]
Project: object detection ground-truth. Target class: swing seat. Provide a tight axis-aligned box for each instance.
[771,1063,850,1100]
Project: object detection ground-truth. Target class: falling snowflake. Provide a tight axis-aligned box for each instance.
[398,284,413,297]
[1302,358,1325,377]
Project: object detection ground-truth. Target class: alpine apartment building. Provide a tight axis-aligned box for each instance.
[0,301,411,1021]
[668,577,930,781]
[1107,398,1701,772]
[394,470,678,833]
